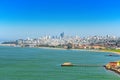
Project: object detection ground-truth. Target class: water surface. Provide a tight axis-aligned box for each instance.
[0,46,120,80]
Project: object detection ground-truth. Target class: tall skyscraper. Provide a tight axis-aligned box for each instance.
[60,32,64,38]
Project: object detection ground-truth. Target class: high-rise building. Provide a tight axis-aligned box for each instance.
[60,32,64,38]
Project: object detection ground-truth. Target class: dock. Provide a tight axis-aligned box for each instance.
[61,62,104,67]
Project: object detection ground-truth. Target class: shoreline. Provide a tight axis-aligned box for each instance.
[1,45,120,55]
[38,47,120,55]
[100,49,120,55]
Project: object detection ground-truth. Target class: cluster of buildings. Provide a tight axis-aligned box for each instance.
[2,32,120,49]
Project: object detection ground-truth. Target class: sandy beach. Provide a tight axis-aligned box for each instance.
[38,47,120,55]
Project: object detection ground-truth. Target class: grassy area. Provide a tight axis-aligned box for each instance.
[102,48,120,53]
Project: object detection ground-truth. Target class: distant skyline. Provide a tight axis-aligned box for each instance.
[0,0,120,41]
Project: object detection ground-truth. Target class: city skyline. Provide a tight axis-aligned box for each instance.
[0,0,120,41]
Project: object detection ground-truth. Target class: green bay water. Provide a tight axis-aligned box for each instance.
[0,46,120,80]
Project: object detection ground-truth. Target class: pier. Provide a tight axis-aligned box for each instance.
[61,62,104,67]
[71,64,104,67]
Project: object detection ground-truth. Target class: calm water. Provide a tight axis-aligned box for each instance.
[0,46,120,80]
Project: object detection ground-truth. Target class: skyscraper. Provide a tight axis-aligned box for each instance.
[60,32,64,38]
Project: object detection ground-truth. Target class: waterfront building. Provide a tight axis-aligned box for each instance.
[106,62,117,69]
[106,61,120,69]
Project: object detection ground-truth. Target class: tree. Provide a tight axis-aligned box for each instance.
[67,43,73,49]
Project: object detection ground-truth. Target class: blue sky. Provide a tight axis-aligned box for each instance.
[0,0,120,41]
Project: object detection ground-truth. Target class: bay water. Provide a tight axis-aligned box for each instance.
[0,46,120,80]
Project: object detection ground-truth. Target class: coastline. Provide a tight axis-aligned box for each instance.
[38,46,120,55]
[73,49,120,55]
[1,44,120,55]
[100,50,120,55]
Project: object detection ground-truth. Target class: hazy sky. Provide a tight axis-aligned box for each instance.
[0,0,120,41]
